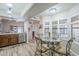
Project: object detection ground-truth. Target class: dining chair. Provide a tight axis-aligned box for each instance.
[35,37,49,56]
[53,39,73,56]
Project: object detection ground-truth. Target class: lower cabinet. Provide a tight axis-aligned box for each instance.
[0,34,18,47]
[8,34,18,45]
[0,35,8,47]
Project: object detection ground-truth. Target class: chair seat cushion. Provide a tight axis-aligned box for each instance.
[37,46,49,53]
[54,47,66,55]
[54,45,61,50]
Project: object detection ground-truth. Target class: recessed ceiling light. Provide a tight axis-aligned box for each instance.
[6,3,13,7]
[49,8,56,13]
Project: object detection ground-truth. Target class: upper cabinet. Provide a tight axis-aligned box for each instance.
[0,16,24,33]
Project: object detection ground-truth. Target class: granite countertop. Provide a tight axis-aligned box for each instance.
[0,33,24,35]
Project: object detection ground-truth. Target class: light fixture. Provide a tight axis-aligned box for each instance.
[7,7,12,14]
[49,8,56,13]
[8,10,11,13]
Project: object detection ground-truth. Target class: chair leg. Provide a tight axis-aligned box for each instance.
[35,51,37,56]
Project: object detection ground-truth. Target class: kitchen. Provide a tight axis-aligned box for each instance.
[0,16,26,47]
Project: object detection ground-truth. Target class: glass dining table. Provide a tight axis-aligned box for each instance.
[41,37,61,56]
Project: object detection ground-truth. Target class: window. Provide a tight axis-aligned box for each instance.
[71,23,79,42]
[52,26,57,35]
[71,15,79,42]
[59,19,68,35]
[52,26,58,39]
[71,15,79,22]
[59,19,67,24]
[44,28,49,39]
[44,28,49,33]
[18,27,24,33]
[52,21,58,39]
[59,25,67,35]
[44,22,49,39]
[60,28,67,34]
[52,21,58,25]
[45,22,49,25]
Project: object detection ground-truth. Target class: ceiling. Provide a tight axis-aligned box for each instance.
[24,3,57,18]
[0,3,78,21]
[0,3,33,21]
[38,3,78,16]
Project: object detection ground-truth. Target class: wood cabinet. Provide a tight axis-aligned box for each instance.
[8,34,18,45]
[0,35,8,47]
[0,34,18,47]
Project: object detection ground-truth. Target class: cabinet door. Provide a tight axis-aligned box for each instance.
[0,35,8,47]
[8,34,18,45]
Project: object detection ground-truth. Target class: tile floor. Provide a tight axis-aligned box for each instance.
[0,42,36,56]
[0,40,70,56]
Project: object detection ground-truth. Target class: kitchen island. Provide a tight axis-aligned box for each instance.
[0,33,26,47]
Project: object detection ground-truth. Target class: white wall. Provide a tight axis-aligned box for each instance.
[24,21,29,43]
[69,4,79,56]
[42,4,79,55]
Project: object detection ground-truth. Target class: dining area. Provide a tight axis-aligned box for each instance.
[34,32,74,56]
